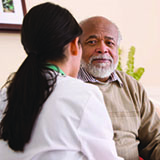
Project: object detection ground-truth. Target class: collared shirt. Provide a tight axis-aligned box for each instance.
[78,67,160,160]
[78,67,123,86]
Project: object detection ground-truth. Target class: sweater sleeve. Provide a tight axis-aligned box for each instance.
[77,87,123,160]
[138,83,160,160]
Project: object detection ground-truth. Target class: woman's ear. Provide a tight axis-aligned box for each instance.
[70,37,80,56]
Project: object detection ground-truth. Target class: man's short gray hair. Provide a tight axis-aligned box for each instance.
[79,16,122,46]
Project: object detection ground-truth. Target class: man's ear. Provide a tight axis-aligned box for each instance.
[70,37,79,56]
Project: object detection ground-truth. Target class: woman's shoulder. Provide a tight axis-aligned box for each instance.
[42,76,106,129]
[0,87,7,121]
[47,76,104,110]
[57,76,102,95]
[42,75,105,121]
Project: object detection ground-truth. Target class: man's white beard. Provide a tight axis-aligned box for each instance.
[81,55,118,78]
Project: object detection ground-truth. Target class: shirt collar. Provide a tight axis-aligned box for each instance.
[78,67,123,87]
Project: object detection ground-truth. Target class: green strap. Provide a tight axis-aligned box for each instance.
[46,63,65,75]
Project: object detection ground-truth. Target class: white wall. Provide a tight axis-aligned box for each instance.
[0,0,160,92]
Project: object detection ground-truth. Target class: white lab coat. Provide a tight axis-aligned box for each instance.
[0,75,123,160]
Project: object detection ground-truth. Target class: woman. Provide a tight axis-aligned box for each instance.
[0,2,123,160]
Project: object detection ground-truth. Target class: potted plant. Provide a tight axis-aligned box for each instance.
[117,46,145,81]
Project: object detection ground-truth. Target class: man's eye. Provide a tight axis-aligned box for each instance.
[87,40,97,45]
[106,41,115,46]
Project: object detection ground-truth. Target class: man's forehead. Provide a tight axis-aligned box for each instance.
[82,18,117,31]
[85,34,115,41]
[80,17,118,42]
[82,27,117,42]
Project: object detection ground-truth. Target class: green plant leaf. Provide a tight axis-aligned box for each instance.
[117,48,123,71]
[116,46,145,81]
[126,46,135,74]
[133,67,145,80]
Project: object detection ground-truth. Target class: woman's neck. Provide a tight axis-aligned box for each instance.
[47,60,77,78]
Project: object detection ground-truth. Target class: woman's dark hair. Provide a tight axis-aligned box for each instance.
[0,2,82,151]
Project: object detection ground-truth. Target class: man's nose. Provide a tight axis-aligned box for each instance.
[95,42,108,54]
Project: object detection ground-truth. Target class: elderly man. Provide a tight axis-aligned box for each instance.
[78,16,160,160]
